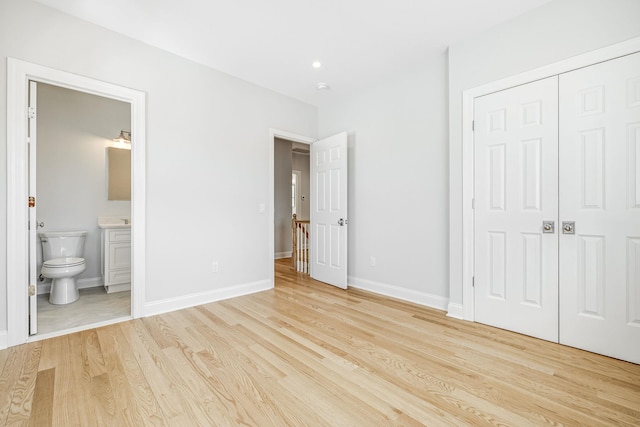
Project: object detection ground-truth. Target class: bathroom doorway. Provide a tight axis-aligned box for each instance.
[33,82,132,336]
[6,58,146,347]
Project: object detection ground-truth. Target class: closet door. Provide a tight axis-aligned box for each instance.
[559,52,640,364]
[474,77,559,342]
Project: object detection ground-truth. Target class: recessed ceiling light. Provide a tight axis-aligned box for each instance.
[316,82,330,90]
[312,61,322,68]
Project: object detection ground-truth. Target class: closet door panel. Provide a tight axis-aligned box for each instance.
[474,76,559,342]
[559,52,640,364]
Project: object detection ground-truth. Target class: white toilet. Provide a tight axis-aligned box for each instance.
[39,230,88,305]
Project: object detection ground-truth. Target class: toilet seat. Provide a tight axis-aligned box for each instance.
[43,257,85,268]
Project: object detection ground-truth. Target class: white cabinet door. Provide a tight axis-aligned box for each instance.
[474,77,559,342]
[559,52,640,364]
[311,132,348,289]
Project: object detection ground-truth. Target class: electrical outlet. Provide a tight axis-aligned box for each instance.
[369,256,376,267]
[212,261,219,273]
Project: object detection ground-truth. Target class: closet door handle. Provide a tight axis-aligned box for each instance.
[542,221,555,233]
[562,221,575,234]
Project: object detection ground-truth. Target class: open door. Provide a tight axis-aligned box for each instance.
[28,81,38,335]
[310,132,348,289]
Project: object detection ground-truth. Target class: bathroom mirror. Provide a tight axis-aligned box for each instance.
[107,147,131,200]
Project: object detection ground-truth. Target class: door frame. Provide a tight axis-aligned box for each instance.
[268,129,315,283]
[458,36,640,321]
[6,58,146,346]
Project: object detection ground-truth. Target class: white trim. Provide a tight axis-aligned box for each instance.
[348,276,449,312]
[144,280,272,317]
[268,129,315,285]
[459,36,640,322]
[446,303,464,320]
[6,58,146,347]
[0,331,7,350]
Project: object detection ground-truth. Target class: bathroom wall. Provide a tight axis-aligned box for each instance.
[36,83,131,290]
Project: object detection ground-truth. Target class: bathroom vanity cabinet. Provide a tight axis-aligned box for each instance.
[101,227,131,293]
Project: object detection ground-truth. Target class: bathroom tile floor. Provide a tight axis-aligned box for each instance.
[37,287,131,335]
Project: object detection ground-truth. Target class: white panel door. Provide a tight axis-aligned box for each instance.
[474,77,559,341]
[311,132,348,289]
[559,52,640,364]
[28,81,38,335]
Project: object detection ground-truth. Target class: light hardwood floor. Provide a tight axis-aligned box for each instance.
[1,258,639,426]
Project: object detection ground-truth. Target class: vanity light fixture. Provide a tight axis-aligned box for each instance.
[113,130,131,144]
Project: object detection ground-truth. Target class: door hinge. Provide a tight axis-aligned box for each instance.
[29,284,36,296]
[28,106,36,119]
[471,198,475,209]
[472,276,475,287]
[29,196,35,208]
[472,120,475,131]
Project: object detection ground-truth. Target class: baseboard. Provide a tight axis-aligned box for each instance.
[347,276,449,312]
[37,276,103,295]
[275,251,292,259]
[144,279,273,317]
[0,330,7,350]
[446,302,465,320]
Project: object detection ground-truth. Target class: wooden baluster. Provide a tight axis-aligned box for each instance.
[298,225,303,273]
[303,223,308,273]
[301,223,306,273]
[292,214,297,269]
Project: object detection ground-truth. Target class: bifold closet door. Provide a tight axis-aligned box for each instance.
[474,76,559,342]
[558,52,640,364]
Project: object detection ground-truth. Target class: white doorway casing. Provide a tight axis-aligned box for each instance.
[6,58,146,347]
[461,39,640,364]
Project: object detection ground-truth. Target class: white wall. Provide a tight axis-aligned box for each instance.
[319,53,450,309]
[0,0,317,334]
[37,83,131,288]
[448,0,640,309]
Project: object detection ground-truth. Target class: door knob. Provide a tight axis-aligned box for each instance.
[338,218,346,226]
[542,221,555,233]
[562,221,575,234]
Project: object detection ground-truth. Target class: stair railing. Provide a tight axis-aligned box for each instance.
[292,214,310,274]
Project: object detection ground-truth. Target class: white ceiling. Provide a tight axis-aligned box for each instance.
[35,0,552,106]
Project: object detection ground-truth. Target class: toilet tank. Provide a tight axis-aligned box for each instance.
[39,230,88,260]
